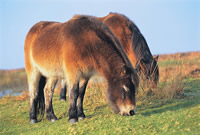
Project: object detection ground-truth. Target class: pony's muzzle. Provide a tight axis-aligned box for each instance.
[120,110,135,116]
[119,106,136,116]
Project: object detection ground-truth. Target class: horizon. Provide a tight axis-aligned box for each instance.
[0,0,200,70]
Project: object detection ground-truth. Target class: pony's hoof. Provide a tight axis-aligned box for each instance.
[78,116,85,120]
[47,114,57,122]
[50,118,57,122]
[69,118,78,124]
[60,98,66,101]
[30,119,38,124]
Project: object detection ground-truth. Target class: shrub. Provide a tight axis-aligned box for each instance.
[137,54,187,100]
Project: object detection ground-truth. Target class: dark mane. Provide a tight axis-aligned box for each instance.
[110,12,153,63]
[97,20,134,69]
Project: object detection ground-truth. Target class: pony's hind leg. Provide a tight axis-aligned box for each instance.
[44,78,58,122]
[27,69,44,124]
[68,81,79,124]
[77,78,89,120]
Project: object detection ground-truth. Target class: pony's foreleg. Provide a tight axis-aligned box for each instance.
[77,78,89,120]
[60,80,67,101]
[68,81,79,124]
[44,78,57,122]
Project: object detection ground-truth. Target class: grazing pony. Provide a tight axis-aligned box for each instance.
[60,13,159,101]
[24,15,139,124]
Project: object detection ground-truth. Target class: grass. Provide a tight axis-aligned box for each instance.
[0,77,200,135]
[0,51,200,135]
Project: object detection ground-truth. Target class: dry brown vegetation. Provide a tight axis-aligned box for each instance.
[138,51,200,99]
[159,51,200,79]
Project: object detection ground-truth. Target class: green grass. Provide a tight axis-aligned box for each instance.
[158,57,200,68]
[158,59,183,67]
[0,78,200,135]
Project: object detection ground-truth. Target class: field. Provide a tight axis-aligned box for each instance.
[0,51,200,135]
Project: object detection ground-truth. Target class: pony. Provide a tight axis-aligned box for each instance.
[60,13,159,101]
[24,15,139,124]
[99,13,159,88]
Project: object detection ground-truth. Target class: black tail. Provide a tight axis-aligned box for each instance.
[37,75,46,121]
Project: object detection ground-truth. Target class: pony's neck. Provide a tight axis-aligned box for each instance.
[93,48,124,82]
[114,31,138,68]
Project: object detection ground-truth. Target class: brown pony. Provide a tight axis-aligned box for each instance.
[24,15,139,124]
[60,13,159,101]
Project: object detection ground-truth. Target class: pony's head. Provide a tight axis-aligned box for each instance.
[137,55,159,89]
[108,65,139,116]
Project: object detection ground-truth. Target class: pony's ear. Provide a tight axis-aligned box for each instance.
[153,55,159,62]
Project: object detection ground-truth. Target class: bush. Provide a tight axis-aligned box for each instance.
[137,56,187,100]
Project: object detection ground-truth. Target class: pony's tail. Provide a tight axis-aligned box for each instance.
[36,75,46,121]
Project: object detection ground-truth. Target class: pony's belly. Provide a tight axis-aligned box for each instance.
[82,69,96,79]
[31,53,65,79]
[37,65,65,79]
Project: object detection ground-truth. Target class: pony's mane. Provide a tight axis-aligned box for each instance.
[98,20,134,69]
[126,17,153,62]
[72,14,92,20]
[109,12,153,63]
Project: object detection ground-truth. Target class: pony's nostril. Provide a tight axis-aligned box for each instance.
[129,110,135,116]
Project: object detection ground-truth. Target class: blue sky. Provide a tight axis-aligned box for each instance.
[0,0,199,69]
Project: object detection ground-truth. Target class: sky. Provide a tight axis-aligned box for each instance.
[0,0,199,69]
